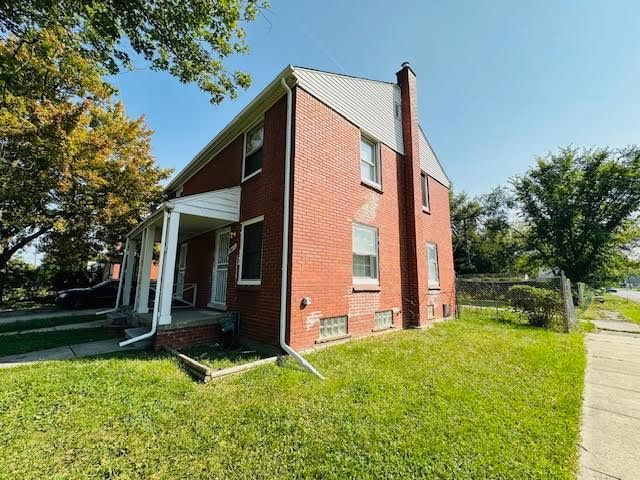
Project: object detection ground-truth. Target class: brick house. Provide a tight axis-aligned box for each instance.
[116,63,455,364]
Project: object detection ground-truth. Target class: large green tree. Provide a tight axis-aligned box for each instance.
[0,0,267,104]
[512,146,640,284]
[0,28,170,301]
[450,187,531,275]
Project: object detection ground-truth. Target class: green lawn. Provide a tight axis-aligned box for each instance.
[0,328,120,357]
[0,314,100,334]
[580,293,640,324]
[0,315,585,479]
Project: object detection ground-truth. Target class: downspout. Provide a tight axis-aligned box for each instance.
[279,76,325,380]
[97,238,130,315]
[119,208,170,347]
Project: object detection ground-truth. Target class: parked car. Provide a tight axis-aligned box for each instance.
[56,280,121,309]
[606,288,618,293]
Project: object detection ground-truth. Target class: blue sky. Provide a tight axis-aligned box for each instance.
[110,0,640,196]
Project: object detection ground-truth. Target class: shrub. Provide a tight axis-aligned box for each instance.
[508,285,563,327]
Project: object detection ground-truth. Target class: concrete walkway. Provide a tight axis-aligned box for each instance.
[0,338,143,369]
[580,317,640,479]
[0,308,103,325]
[0,319,106,336]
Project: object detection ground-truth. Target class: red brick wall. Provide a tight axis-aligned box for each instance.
[288,88,405,350]
[153,324,222,350]
[181,137,243,195]
[418,177,457,320]
[179,96,288,348]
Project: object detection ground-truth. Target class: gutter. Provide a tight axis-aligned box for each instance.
[279,76,325,380]
[119,208,170,347]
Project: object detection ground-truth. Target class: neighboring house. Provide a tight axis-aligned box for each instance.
[117,63,456,352]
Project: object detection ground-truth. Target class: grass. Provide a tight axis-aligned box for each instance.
[0,315,100,334]
[0,328,121,357]
[580,293,640,324]
[0,315,585,479]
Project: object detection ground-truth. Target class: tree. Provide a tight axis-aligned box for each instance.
[0,0,267,104]
[0,28,171,302]
[450,187,530,275]
[512,146,640,284]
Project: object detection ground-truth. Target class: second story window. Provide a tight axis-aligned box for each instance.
[360,135,380,187]
[243,122,264,181]
[421,172,430,210]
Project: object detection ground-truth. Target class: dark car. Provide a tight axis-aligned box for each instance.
[55,280,121,309]
[606,288,618,293]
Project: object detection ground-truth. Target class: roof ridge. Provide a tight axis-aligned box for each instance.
[292,65,397,86]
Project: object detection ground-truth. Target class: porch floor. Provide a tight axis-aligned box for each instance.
[137,309,227,329]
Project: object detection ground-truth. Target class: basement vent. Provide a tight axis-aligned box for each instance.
[319,316,348,341]
[443,304,451,318]
[374,310,393,330]
[427,305,436,319]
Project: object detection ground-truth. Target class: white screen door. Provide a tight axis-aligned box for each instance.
[176,243,188,299]
[210,229,230,307]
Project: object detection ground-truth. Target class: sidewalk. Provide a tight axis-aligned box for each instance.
[0,338,144,369]
[579,317,640,480]
[0,319,106,336]
[0,308,103,325]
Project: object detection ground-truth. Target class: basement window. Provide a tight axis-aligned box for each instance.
[428,305,435,319]
[443,304,451,318]
[242,122,264,181]
[319,316,348,341]
[353,223,379,284]
[360,134,381,187]
[238,216,264,285]
[374,310,393,330]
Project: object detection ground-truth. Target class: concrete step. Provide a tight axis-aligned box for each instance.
[124,327,153,348]
[106,311,128,324]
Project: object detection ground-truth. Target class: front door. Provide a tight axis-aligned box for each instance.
[176,242,188,299]
[210,229,230,308]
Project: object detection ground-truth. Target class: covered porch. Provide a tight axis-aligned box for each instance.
[117,187,240,338]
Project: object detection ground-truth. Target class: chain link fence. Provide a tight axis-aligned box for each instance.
[456,273,579,332]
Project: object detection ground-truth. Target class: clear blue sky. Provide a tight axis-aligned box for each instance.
[110,0,640,196]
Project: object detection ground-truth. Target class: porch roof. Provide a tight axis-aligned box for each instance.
[128,186,240,240]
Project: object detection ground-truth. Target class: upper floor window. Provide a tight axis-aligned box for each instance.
[238,216,264,285]
[421,172,430,210]
[426,242,440,288]
[360,135,380,187]
[353,223,379,284]
[243,122,264,181]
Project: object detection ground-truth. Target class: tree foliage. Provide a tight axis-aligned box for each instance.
[450,187,532,275]
[0,0,267,104]
[512,146,640,284]
[0,28,170,301]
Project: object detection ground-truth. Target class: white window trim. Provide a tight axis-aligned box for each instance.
[427,242,440,288]
[352,223,380,285]
[360,133,382,189]
[421,171,430,211]
[241,120,264,182]
[237,215,264,285]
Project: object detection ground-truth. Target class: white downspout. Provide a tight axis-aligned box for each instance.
[97,238,130,315]
[279,76,325,380]
[119,208,170,347]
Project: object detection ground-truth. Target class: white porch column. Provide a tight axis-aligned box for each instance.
[121,239,138,306]
[158,210,180,326]
[135,226,156,313]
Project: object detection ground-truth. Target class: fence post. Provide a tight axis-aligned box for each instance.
[559,271,576,332]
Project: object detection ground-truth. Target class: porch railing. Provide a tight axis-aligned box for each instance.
[148,282,197,308]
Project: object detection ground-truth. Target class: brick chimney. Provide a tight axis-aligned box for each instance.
[396,62,426,326]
